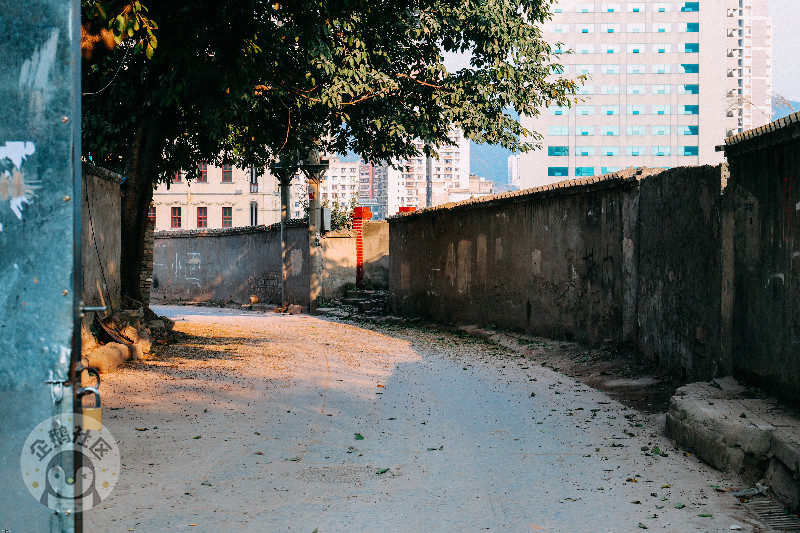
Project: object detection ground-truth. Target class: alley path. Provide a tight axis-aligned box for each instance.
[87,306,762,533]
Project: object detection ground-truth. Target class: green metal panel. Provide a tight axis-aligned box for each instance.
[0,0,80,531]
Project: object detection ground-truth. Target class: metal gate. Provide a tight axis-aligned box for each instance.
[0,0,81,531]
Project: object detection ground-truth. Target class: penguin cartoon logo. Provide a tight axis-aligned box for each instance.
[39,450,102,509]
[20,413,120,511]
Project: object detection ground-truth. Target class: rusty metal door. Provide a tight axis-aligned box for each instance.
[0,0,82,531]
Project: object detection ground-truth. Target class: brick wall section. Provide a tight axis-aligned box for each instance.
[637,166,724,381]
[723,113,800,405]
[389,169,658,345]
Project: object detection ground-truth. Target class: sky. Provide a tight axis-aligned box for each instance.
[768,0,799,100]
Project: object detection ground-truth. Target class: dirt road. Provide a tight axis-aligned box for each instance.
[86,306,763,532]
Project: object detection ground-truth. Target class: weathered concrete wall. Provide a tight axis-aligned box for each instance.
[637,166,724,381]
[724,115,800,405]
[82,164,121,314]
[151,224,310,307]
[363,221,389,289]
[319,230,356,301]
[390,171,655,345]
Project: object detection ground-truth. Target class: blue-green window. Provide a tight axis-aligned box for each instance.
[548,167,569,177]
[683,105,699,115]
[684,43,699,53]
[685,22,699,32]
[575,167,595,177]
[548,146,569,156]
[681,125,699,136]
[681,64,699,74]
[681,84,699,94]
[601,167,621,174]
[682,146,699,156]
[681,2,699,12]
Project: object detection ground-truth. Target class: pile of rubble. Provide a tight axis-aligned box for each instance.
[81,302,177,373]
[316,289,403,322]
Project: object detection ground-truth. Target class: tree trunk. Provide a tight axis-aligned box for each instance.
[120,113,161,306]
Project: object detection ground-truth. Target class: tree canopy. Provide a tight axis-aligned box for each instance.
[80,0,576,301]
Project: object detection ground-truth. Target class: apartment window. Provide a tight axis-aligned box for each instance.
[652,84,671,95]
[653,64,671,74]
[681,64,700,74]
[653,23,671,33]
[652,146,671,156]
[627,44,643,54]
[249,168,259,193]
[548,126,570,136]
[626,146,644,156]
[627,85,645,95]
[197,163,207,182]
[680,84,700,94]
[578,44,595,54]
[577,126,595,136]
[221,164,233,183]
[576,65,594,75]
[170,207,181,228]
[653,2,670,12]
[627,64,645,74]
[197,206,207,228]
[576,24,594,33]
[627,23,645,33]
[222,206,233,227]
[576,3,594,12]
[682,146,699,156]
[548,146,569,156]
[601,64,620,74]
[575,167,595,177]
[576,85,595,95]
[550,105,569,116]
[601,167,622,174]
[684,43,699,53]
[576,146,595,156]
[628,3,645,12]
[680,125,699,136]
[601,24,620,33]
[601,105,619,116]
[606,45,620,54]
[576,105,594,116]
[601,126,620,136]
[172,171,182,183]
[627,105,645,115]
[681,2,700,12]
[684,23,700,33]
[601,85,620,95]
[548,167,569,177]
[551,65,567,74]
[652,105,671,115]
[553,24,569,34]
[250,202,258,226]
[627,126,645,136]
[653,44,671,54]
[652,125,671,135]
[603,146,620,156]
[602,3,620,13]
[148,205,156,224]
[683,105,700,115]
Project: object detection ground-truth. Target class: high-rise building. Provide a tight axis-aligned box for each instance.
[520,0,772,189]
[508,154,521,187]
[290,155,361,219]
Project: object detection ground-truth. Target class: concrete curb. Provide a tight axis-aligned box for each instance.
[666,377,800,512]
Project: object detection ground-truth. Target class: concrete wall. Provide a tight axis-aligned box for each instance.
[151,223,310,307]
[724,115,800,405]
[82,164,121,314]
[637,166,725,381]
[390,170,656,345]
[151,220,390,307]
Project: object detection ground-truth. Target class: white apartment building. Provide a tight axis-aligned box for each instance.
[520,0,772,189]
[385,127,471,215]
[151,164,281,231]
[508,154,521,187]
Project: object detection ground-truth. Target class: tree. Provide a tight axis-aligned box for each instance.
[82,0,577,304]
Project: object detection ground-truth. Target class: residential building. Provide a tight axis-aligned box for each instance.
[448,175,495,202]
[290,155,362,220]
[151,164,281,231]
[520,0,772,189]
[508,154,521,187]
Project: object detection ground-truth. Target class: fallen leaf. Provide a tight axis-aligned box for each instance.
[675,503,686,509]
[193,435,201,439]
[288,457,301,462]
[135,427,148,432]
[376,468,389,475]
[354,433,364,440]
[698,513,713,518]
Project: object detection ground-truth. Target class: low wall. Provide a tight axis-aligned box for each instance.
[724,114,800,405]
[151,221,390,307]
[82,164,121,315]
[390,169,657,345]
[151,223,310,307]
